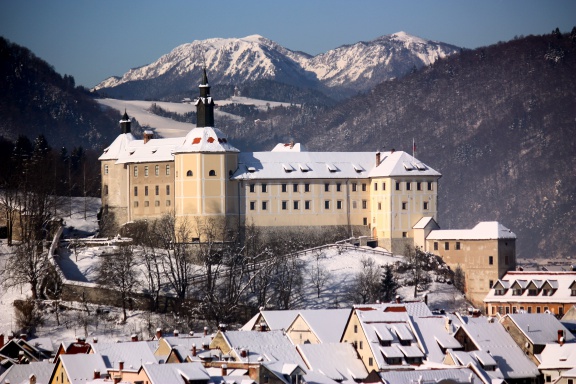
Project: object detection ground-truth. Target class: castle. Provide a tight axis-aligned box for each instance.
[99,69,515,305]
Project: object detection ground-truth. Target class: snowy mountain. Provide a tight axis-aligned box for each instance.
[94,32,459,100]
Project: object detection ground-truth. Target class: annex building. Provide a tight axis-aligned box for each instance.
[99,70,442,253]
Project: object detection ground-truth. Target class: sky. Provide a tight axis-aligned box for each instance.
[1,0,574,88]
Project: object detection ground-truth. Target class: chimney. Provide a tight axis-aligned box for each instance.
[375,151,381,167]
[445,318,453,333]
[558,329,565,345]
[290,140,294,149]
[221,364,228,377]
[202,341,210,350]
[143,130,154,144]
[119,361,124,371]
[189,331,195,337]
[131,334,138,342]
[395,295,401,304]
[92,337,98,344]
[174,329,179,337]
[390,148,395,154]
[28,374,36,384]
[240,349,247,358]
[93,370,101,379]
[0,333,4,349]
[203,326,209,336]
[156,328,163,339]
[20,334,27,341]
[218,324,227,333]
[192,343,197,357]
[18,350,25,362]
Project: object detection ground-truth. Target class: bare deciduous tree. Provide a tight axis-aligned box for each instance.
[348,257,381,304]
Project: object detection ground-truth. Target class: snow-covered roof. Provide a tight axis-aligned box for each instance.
[426,221,516,240]
[90,340,157,370]
[271,142,307,152]
[0,361,53,384]
[485,272,576,304]
[455,315,539,379]
[410,316,461,362]
[353,302,433,317]
[538,343,576,370]
[505,313,575,345]
[412,216,438,230]
[297,343,368,383]
[216,330,305,366]
[290,309,350,343]
[232,150,440,180]
[59,353,108,382]
[175,126,239,153]
[142,362,210,384]
[380,367,483,384]
[241,310,302,332]
[99,132,136,161]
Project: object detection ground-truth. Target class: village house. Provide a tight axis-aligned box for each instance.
[484,271,576,317]
[284,309,350,345]
[499,312,575,364]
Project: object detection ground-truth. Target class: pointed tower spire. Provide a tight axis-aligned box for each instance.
[196,67,215,127]
[120,109,131,134]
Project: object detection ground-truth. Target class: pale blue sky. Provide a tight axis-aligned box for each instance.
[1,0,574,87]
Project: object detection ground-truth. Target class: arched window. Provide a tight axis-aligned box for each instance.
[186,170,193,177]
[209,170,216,176]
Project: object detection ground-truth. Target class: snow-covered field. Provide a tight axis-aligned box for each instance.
[0,196,469,344]
[97,96,295,139]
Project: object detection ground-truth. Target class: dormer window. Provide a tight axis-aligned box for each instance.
[209,170,216,176]
[513,288,523,296]
[186,170,193,177]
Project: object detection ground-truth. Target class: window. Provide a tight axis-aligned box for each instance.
[434,242,438,251]
[104,165,109,175]
[155,185,159,195]
[572,289,576,296]
[352,201,357,209]
[134,166,138,177]
[354,325,358,333]
[282,201,288,210]
[428,182,433,190]
[362,183,367,192]
[396,182,400,191]
[359,341,363,349]
[155,200,160,207]
[305,200,311,210]
[559,306,564,316]
[406,182,411,190]
[144,201,149,207]
[144,166,149,177]
[104,185,108,195]
[528,288,537,296]
[402,232,407,238]
[352,183,357,192]
[368,357,373,366]
[378,202,382,210]
[262,183,268,193]
[363,217,368,226]
[166,200,171,206]
[145,186,149,196]
[536,306,541,313]
[489,280,494,288]
[382,182,386,190]
[186,170,193,177]
[249,201,256,210]
[324,200,330,209]
[134,186,138,196]
[282,183,287,192]
[293,184,298,192]
[166,185,170,195]
[489,256,494,265]
[336,183,341,192]
[249,183,255,193]
[527,307,532,313]
[336,200,343,210]
[304,183,310,192]
[325,183,330,192]
[444,242,450,250]
[166,165,170,175]
[417,182,421,191]
[134,201,139,208]
[455,241,460,250]
[546,376,551,383]
[402,202,407,210]
[423,201,429,210]
[155,165,159,176]
[262,201,267,210]
[209,170,216,176]
[374,183,378,191]
[505,307,510,314]
[362,200,367,209]
[293,201,300,210]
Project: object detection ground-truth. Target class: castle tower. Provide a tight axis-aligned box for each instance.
[173,68,239,240]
